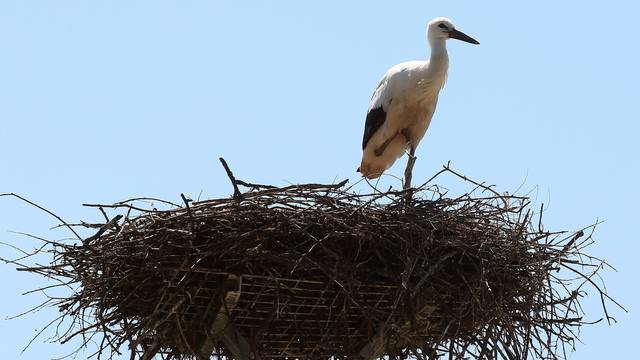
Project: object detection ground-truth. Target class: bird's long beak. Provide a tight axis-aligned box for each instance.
[449,28,480,45]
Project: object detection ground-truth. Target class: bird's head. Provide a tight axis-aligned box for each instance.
[427,17,479,45]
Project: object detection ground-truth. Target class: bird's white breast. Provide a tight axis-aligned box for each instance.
[384,60,448,142]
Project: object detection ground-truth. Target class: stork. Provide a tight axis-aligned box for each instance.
[358,17,479,188]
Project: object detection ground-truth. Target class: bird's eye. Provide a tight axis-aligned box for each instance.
[438,23,449,30]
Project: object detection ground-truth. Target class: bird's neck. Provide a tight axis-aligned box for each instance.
[427,39,449,83]
[428,38,449,64]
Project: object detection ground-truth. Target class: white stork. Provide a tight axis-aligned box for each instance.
[358,17,479,184]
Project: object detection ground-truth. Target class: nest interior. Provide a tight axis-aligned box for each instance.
[5,165,617,360]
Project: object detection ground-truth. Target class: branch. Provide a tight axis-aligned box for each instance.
[218,157,242,199]
[0,193,82,241]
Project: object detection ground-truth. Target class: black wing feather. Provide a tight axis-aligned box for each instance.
[362,107,387,150]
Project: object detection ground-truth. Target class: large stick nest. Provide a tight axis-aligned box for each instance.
[2,163,621,360]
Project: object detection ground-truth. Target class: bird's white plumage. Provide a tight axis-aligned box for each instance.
[359,17,478,180]
[369,60,447,113]
[360,61,447,178]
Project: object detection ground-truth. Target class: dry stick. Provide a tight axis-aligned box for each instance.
[441,164,506,202]
[0,193,82,240]
[218,157,242,199]
[180,193,192,217]
[417,160,452,189]
[83,197,181,209]
[236,179,277,190]
[83,215,123,246]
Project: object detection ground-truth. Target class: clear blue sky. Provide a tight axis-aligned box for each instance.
[1,1,637,359]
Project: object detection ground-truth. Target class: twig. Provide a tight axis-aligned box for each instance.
[1,193,82,240]
[84,215,123,245]
[218,157,242,199]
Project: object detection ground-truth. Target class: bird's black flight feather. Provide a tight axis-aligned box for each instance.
[362,107,387,150]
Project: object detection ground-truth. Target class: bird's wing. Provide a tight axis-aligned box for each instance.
[362,71,395,150]
[362,62,423,149]
[362,107,387,150]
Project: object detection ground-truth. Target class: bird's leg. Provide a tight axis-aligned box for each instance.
[403,145,417,206]
[374,134,397,156]
[403,145,417,191]
[400,127,417,195]
[400,128,414,156]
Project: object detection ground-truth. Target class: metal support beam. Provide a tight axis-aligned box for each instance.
[358,328,386,360]
[358,324,387,360]
[197,274,243,360]
[220,322,253,360]
[358,302,438,360]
